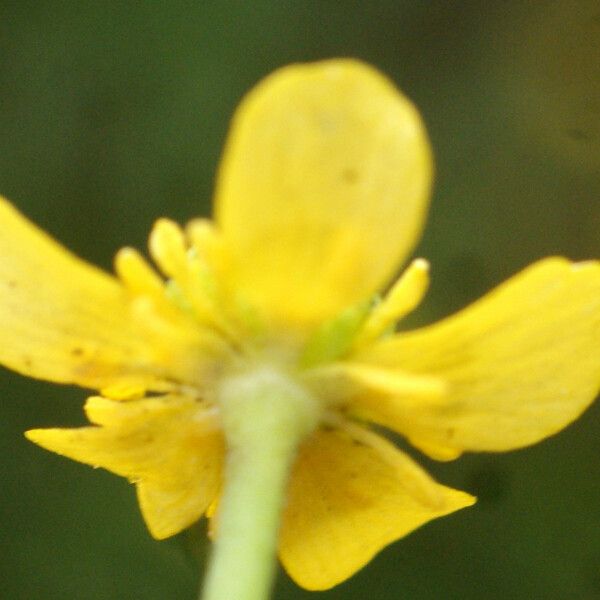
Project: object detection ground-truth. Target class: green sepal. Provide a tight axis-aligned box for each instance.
[299,296,376,368]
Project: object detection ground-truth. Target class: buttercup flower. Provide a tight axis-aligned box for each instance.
[3,59,600,593]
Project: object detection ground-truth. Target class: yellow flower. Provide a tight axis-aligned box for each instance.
[2,59,600,591]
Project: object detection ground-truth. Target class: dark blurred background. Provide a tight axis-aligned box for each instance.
[1,2,599,599]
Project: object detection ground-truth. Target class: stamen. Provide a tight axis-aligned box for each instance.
[149,219,188,280]
[145,219,243,346]
[115,247,165,297]
[187,219,263,345]
[354,258,430,346]
[186,218,225,274]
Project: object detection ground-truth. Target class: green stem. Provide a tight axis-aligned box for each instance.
[201,367,320,600]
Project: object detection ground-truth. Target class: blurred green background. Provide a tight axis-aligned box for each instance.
[1,2,599,599]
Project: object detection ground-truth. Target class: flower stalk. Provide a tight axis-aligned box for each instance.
[201,367,320,600]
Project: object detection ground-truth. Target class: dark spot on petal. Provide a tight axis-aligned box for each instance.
[342,168,359,184]
[321,424,336,433]
[23,356,33,368]
[70,347,85,357]
[7,280,17,289]
[351,437,368,448]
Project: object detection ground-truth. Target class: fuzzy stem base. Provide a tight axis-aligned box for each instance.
[201,367,320,600]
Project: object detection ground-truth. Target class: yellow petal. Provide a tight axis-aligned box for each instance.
[279,422,474,590]
[357,258,600,457]
[0,197,215,391]
[26,395,224,539]
[215,59,432,328]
